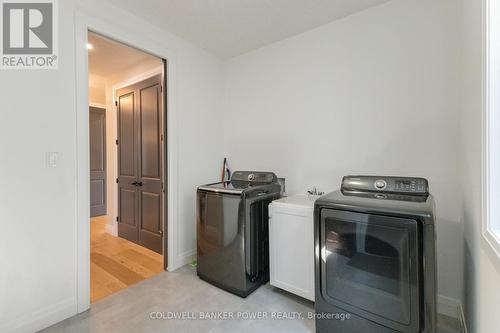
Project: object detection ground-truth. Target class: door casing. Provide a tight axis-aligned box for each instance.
[76,11,180,314]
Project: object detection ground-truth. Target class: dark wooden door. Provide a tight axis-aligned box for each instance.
[89,107,107,217]
[117,74,163,254]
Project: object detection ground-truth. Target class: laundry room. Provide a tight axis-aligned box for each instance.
[0,0,495,333]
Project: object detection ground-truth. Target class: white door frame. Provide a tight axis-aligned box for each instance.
[75,11,178,313]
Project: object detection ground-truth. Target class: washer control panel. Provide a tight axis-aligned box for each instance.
[231,171,277,184]
[374,179,387,190]
[342,175,429,195]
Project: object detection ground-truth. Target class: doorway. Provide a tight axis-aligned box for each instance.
[90,106,107,217]
[87,31,167,303]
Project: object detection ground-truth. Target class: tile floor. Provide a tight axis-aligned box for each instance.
[41,266,460,333]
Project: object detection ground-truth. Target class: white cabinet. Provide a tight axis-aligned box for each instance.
[268,195,318,302]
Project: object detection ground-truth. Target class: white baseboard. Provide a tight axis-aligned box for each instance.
[107,221,192,271]
[168,249,196,271]
[105,221,117,236]
[457,302,468,333]
[437,294,460,318]
[1,298,76,333]
[437,295,467,333]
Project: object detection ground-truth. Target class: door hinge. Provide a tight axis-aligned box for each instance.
[160,134,163,141]
[115,101,118,106]
[116,216,119,222]
[160,85,163,93]
[115,139,118,145]
[116,178,118,183]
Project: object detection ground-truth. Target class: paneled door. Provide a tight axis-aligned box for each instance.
[89,107,107,217]
[116,74,164,254]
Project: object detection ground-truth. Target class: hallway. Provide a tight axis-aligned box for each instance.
[90,216,164,302]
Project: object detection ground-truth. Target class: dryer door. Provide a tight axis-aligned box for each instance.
[319,209,421,333]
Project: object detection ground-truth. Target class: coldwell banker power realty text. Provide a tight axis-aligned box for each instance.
[1,0,58,69]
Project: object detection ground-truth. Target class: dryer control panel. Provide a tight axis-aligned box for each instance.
[342,175,429,195]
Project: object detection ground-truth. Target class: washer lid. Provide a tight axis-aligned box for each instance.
[197,181,246,195]
[198,171,279,195]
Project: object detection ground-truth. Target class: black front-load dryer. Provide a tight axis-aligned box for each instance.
[314,176,436,333]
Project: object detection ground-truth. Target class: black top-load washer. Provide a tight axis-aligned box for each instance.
[197,171,281,297]
[314,175,436,333]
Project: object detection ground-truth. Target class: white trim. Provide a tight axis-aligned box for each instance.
[172,249,196,269]
[481,0,500,261]
[105,221,118,236]
[0,298,76,333]
[437,294,461,318]
[112,66,163,92]
[458,301,468,333]
[89,102,106,109]
[437,295,467,333]
[75,9,180,314]
[75,10,91,314]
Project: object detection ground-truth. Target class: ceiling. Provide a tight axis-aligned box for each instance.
[88,32,161,78]
[106,0,391,59]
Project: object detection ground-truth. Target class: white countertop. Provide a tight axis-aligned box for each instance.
[271,194,320,209]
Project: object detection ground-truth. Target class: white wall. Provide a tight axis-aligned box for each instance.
[460,0,500,332]
[1,0,485,331]
[0,0,224,331]
[88,73,106,105]
[0,1,78,331]
[223,0,463,303]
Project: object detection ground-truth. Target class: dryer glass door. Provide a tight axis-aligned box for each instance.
[320,209,420,332]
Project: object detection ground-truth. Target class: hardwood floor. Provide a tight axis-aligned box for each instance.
[90,216,164,303]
